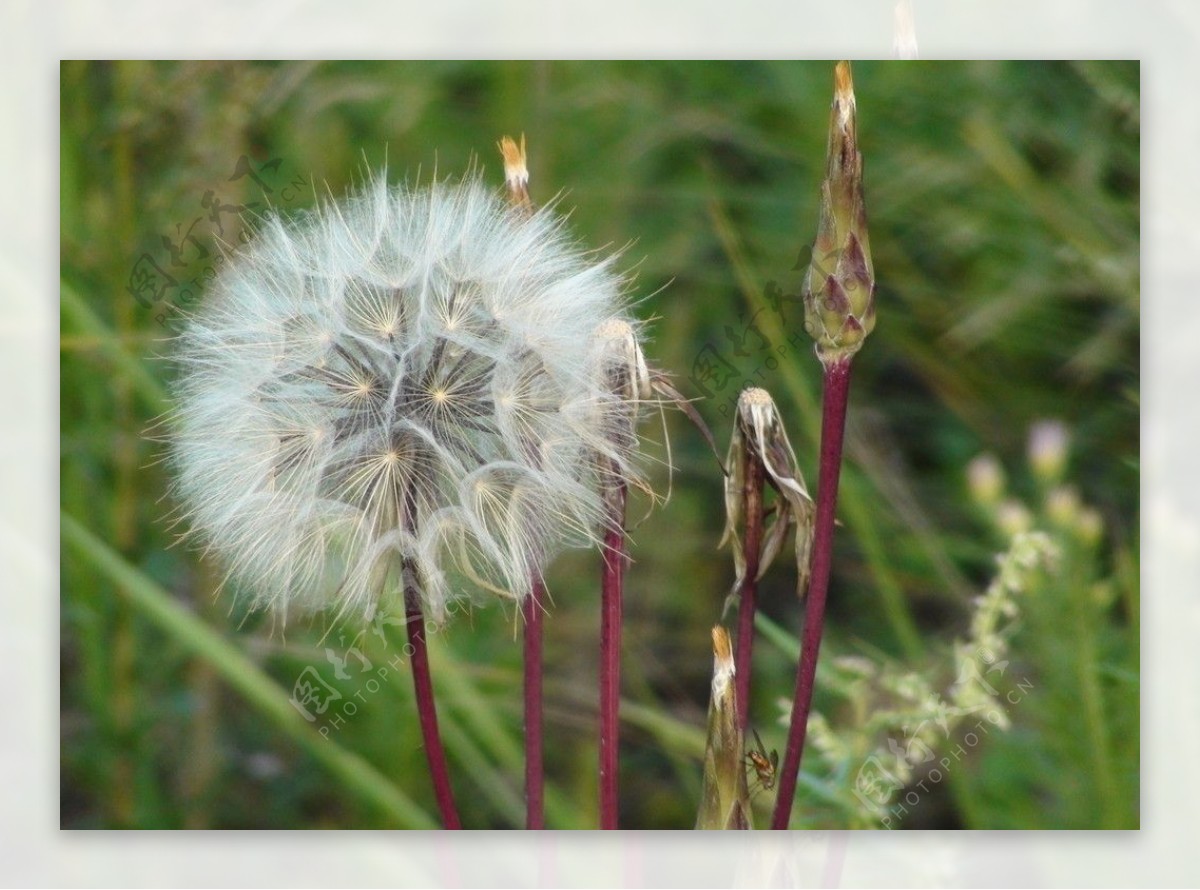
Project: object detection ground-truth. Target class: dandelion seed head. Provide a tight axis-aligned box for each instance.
[171,174,640,622]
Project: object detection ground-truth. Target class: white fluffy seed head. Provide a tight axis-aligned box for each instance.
[170,174,643,622]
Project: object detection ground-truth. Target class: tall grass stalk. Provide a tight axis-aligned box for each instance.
[61,512,437,828]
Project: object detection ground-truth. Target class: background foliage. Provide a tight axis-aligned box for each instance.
[60,60,1138,829]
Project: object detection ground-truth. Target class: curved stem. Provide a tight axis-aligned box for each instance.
[734,454,766,732]
[523,576,546,829]
[599,480,627,830]
[406,590,462,830]
[772,357,852,830]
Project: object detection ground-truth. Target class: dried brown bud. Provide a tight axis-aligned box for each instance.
[721,388,815,600]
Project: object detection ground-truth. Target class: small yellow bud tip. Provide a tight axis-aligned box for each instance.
[834,61,854,104]
[712,626,733,665]
[833,61,856,134]
[498,135,527,184]
[497,134,531,211]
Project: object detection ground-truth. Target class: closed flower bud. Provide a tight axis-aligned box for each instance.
[1045,485,1082,528]
[1028,419,1070,483]
[1076,507,1104,546]
[995,499,1034,537]
[803,61,877,365]
[967,453,1006,506]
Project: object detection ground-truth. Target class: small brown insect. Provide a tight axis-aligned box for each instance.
[746,729,779,794]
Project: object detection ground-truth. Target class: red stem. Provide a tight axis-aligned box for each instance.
[405,593,462,830]
[523,575,546,829]
[599,480,627,830]
[771,357,853,830]
[734,453,766,732]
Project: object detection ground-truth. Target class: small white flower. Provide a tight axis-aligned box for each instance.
[170,173,641,622]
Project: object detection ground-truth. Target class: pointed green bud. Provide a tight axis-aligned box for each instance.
[696,626,752,829]
[803,61,877,365]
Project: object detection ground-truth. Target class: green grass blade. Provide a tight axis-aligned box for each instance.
[61,512,436,829]
[60,279,171,416]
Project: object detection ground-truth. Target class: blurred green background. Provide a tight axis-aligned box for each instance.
[60,60,1138,829]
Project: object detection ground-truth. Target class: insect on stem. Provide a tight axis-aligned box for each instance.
[746,728,780,796]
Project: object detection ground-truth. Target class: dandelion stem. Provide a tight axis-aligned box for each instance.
[772,356,852,830]
[523,575,546,829]
[599,477,627,830]
[734,452,766,732]
[404,588,461,830]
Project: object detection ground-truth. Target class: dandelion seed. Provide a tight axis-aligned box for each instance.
[170,172,641,624]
